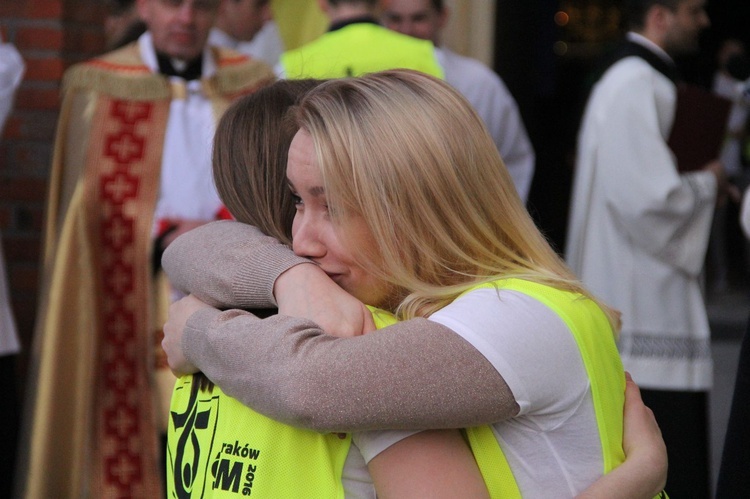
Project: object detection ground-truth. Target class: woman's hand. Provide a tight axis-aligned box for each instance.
[163,294,213,376]
[621,372,668,493]
[274,263,375,337]
[576,372,667,499]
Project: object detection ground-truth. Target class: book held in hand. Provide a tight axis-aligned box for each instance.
[667,84,732,172]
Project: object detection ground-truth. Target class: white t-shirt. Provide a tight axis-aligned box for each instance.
[344,287,602,498]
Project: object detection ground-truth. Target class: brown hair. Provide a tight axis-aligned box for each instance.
[212,79,322,245]
[195,79,322,393]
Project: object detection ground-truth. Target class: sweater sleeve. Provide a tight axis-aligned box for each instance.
[184,308,518,433]
[162,220,311,308]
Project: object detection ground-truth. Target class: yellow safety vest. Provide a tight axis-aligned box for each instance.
[464,278,626,498]
[167,280,642,498]
[280,22,444,79]
[165,307,398,498]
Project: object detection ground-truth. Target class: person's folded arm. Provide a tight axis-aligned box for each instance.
[173,305,518,433]
[162,220,309,308]
[163,220,371,336]
[162,221,518,430]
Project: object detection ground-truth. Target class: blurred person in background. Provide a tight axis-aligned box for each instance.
[277,0,443,79]
[381,0,535,202]
[707,39,750,293]
[14,0,273,496]
[716,184,750,498]
[208,0,285,66]
[566,1,728,496]
[0,29,24,499]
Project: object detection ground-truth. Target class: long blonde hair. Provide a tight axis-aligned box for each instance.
[294,69,617,326]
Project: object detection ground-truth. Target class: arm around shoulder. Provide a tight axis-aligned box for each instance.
[181,310,519,432]
[162,220,310,308]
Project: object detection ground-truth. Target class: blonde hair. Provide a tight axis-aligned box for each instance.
[295,69,617,325]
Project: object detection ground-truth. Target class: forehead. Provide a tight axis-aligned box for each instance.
[287,130,318,174]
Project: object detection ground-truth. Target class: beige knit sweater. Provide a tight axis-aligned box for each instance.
[162,220,517,432]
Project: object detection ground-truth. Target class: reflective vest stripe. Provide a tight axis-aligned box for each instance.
[466,278,625,497]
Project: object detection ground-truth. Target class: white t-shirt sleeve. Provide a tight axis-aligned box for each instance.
[429,288,589,426]
[351,429,422,464]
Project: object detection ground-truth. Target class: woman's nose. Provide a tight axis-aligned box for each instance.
[292,216,326,259]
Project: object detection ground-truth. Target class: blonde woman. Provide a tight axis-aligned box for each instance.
[166,80,494,498]
[164,70,666,497]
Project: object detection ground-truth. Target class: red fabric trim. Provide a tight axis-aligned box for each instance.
[217,54,251,67]
[96,99,158,496]
[85,59,152,74]
[216,205,234,220]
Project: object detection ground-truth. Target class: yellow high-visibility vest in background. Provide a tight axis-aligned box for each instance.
[271,0,327,51]
[280,22,443,79]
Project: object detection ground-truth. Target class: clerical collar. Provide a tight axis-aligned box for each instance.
[627,32,674,65]
[621,32,679,83]
[328,16,380,33]
[156,52,203,81]
[600,33,679,84]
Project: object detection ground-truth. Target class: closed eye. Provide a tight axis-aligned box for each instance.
[288,184,303,208]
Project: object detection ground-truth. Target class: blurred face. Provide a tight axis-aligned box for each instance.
[381,0,446,45]
[287,130,390,306]
[662,0,710,56]
[220,0,270,42]
[137,0,220,60]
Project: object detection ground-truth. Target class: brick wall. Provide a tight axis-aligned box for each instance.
[1,0,107,385]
